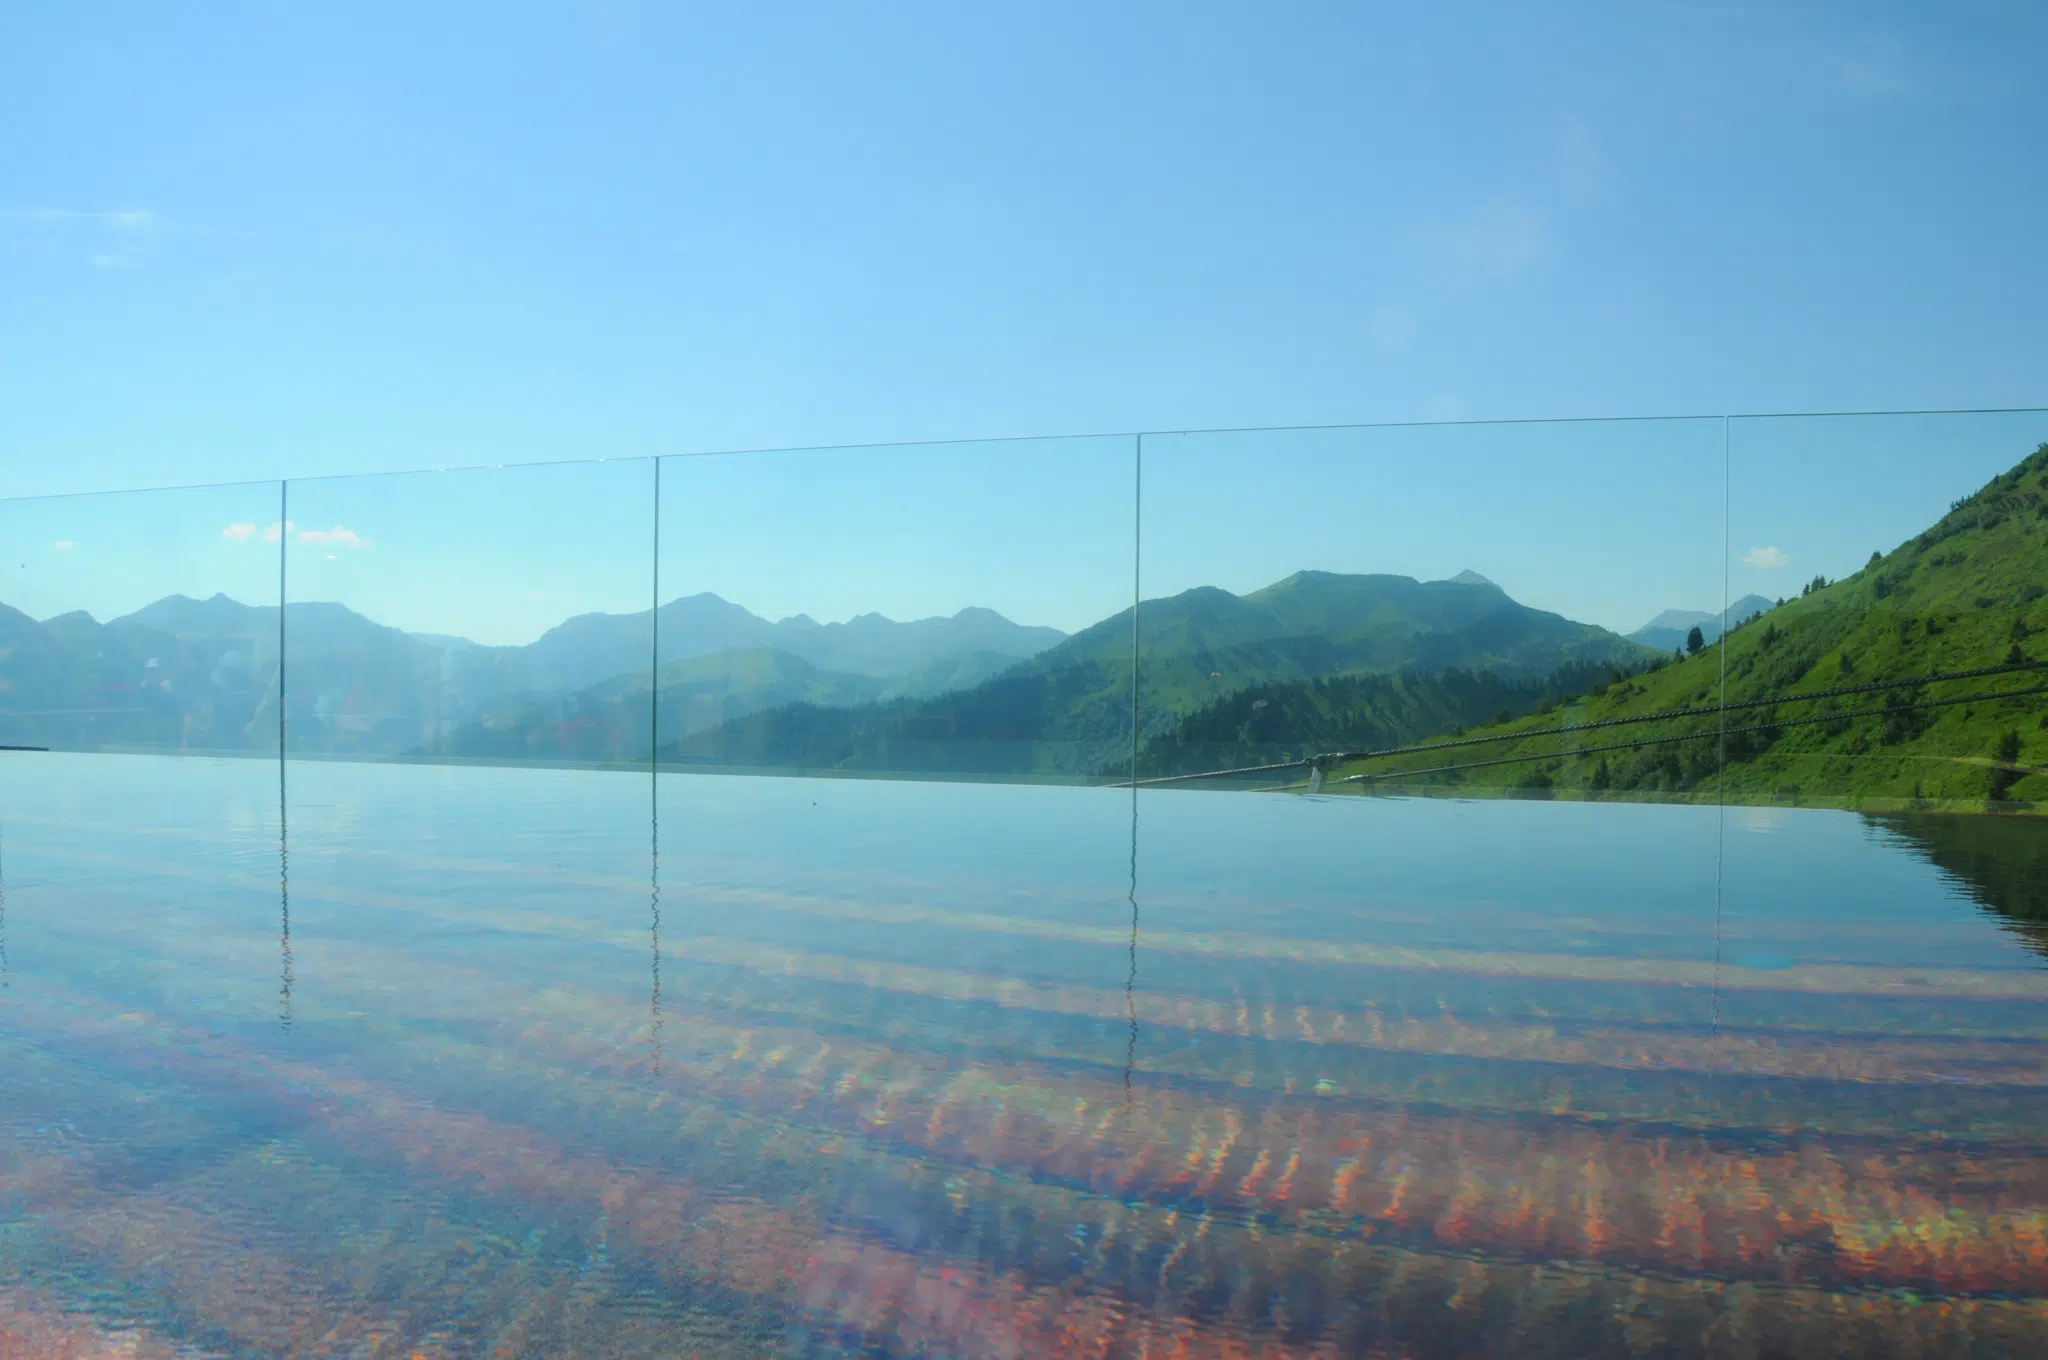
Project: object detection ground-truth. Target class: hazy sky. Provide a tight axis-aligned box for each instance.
[3,3,2046,641]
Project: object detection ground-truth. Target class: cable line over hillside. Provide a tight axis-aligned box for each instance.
[1335,682,2048,788]
[1136,657,2048,787]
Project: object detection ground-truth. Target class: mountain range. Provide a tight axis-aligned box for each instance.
[0,592,1064,756]
[8,443,2039,811]
[654,570,1657,776]
[0,566,1659,773]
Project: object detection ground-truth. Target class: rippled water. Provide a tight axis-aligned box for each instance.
[3,754,2046,1358]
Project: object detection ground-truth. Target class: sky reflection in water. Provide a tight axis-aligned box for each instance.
[2,755,2046,1358]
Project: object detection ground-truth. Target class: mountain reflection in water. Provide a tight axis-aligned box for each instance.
[1870,810,2048,961]
[1,755,2045,1359]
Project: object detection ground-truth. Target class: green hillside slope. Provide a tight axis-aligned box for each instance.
[1332,444,2048,810]
[1134,661,1644,780]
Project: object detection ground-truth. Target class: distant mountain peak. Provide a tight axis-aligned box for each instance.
[1446,570,1497,587]
[40,608,102,629]
[1629,594,1780,648]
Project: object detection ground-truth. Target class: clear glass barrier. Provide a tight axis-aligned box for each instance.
[281,459,656,765]
[1706,414,2048,1322]
[275,459,658,1111]
[654,436,1136,781]
[4,416,2048,1357]
[1125,419,1751,1352]
[1725,410,2048,812]
[0,481,284,1028]
[1136,418,1729,796]
[0,481,284,756]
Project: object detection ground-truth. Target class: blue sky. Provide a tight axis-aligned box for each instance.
[3,3,2046,641]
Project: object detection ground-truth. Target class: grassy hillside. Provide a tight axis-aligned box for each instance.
[1331,444,2048,811]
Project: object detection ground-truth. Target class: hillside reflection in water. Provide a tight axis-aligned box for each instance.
[2,755,2046,1358]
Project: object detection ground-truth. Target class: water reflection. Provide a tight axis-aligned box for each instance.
[4,759,2047,1359]
[1870,810,2048,960]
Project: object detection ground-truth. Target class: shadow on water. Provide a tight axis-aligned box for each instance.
[1867,811,2048,961]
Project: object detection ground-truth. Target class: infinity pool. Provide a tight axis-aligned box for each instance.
[3,755,2045,1357]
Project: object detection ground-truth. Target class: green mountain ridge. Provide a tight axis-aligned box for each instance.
[658,570,1656,776]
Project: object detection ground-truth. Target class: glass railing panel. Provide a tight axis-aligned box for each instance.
[1712,411,2048,1323]
[636,435,1145,1348]
[653,436,1137,781]
[1127,418,1745,1353]
[1724,409,2048,812]
[0,481,284,756]
[1135,417,1729,795]
[0,480,287,1030]
[275,458,661,1132]
[281,459,657,766]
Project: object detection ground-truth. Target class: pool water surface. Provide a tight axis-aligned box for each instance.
[2,754,2046,1358]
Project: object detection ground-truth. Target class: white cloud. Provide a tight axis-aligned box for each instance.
[298,524,369,549]
[222,522,258,541]
[262,520,294,543]
[1741,546,1791,569]
[53,540,74,550]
